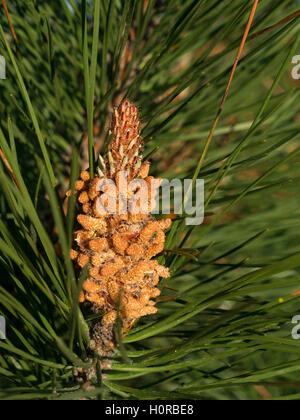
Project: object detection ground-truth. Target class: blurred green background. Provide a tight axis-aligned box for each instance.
[0,0,300,400]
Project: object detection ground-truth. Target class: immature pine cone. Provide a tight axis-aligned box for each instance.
[70,99,172,356]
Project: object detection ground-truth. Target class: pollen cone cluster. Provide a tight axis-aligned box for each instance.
[69,99,171,358]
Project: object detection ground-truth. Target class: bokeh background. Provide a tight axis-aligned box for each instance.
[0,0,300,400]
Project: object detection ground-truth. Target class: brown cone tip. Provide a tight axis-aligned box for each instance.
[108,99,143,179]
